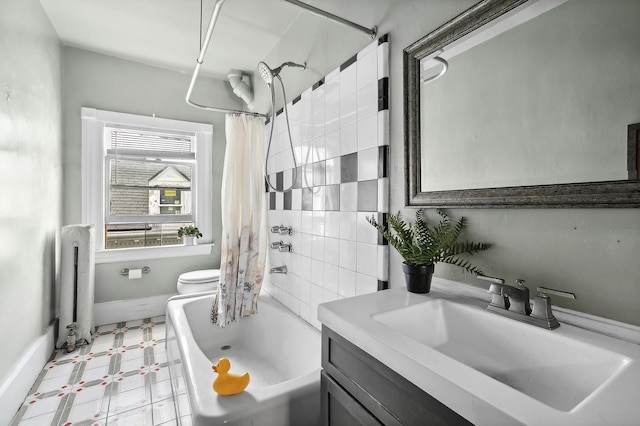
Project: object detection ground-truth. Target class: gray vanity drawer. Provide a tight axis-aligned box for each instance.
[322,370,384,425]
[321,326,473,426]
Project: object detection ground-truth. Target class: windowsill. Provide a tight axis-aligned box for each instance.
[95,243,214,264]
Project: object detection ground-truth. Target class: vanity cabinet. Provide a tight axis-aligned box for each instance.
[321,326,472,426]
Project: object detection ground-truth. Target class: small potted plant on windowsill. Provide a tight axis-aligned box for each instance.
[367,209,491,293]
[178,226,203,246]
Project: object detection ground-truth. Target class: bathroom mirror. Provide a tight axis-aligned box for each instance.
[404,0,640,207]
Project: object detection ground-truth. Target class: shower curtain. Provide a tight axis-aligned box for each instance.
[211,114,267,327]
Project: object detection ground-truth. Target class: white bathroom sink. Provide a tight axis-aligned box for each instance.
[372,299,629,411]
[318,281,640,425]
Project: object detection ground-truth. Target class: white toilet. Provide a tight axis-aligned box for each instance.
[177,269,220,294]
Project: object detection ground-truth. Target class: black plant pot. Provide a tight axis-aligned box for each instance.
[402,263,435,294]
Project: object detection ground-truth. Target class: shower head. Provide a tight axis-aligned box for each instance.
[257,61,306,85]
[258,61,275,85]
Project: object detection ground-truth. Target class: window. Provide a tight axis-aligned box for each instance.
[82,108,213,263]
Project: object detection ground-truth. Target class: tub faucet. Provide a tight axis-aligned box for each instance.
[269,265,287,274]
[478,275,575,330]
[278,243,292,252]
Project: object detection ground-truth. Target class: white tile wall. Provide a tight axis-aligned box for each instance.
[263,36,390,330]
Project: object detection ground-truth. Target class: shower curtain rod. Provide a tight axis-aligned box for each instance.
[186,0,378,115]
[186,0,267,117]
[282,0,377,39]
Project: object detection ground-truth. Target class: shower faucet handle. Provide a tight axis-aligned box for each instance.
[270,241,283,249]
[278,226,292,235]
[270,225,292,235]
[278,243,292,252]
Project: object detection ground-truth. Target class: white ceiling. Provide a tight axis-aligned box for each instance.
[39,0,306,80]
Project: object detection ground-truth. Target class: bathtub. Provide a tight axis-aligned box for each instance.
[166,292,321,426]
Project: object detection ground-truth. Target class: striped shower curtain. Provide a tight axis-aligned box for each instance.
[211,114,267,327]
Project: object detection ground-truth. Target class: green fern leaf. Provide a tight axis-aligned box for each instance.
[367,210,492,273]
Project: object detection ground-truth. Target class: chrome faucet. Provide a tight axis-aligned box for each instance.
[278,243,292,252]
[501,279,532,315]
[270,225,292,235]
[277,226,292,235]
[269,265,287,274]
[478,275,576,330]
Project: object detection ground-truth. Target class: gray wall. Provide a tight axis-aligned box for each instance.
[254,0,640,326]
[0,0,62,383]
[62,47,242,303]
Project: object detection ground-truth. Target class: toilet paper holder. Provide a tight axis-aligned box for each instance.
[120,266,151,276]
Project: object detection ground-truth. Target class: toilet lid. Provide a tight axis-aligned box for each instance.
[178,269,221,284]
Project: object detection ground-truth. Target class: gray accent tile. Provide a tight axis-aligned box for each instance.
[378,77,389,111]
[340,153,358,183]
[269,192,276,210]
[357,180,378,212]
[10,404,29,424]
[144,346,155,367]
[340,54,357,71]
[377,213,388,245]
[378,145,389,178]
[284,190,292,210]
[68,360,87,386]
[52,392,75,425]
[108,352,123,376]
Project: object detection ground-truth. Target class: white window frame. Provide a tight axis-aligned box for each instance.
[82,108,214,264]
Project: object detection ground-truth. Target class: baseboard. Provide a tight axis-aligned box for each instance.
[0,324,55,426]
[93,293,177,325]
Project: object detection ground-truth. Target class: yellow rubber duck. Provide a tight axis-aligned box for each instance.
[212,358,250,395]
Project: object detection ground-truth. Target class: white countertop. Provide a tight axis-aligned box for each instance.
[318,279,640,426]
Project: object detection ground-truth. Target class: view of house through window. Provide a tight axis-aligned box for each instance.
[104,126,197,249]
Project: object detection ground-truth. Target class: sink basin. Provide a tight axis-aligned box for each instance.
[372,299,629,411]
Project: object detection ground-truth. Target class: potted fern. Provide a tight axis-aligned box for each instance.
[178,225,203,246]
[367,209,491,293]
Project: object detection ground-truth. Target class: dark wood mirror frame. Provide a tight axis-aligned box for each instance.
[404,0,640,208]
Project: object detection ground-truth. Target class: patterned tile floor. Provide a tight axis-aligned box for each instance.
[10,316,187,426]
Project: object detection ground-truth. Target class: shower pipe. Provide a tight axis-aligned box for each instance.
[264,71,300,192]
[185,0,378,115]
